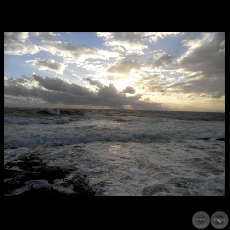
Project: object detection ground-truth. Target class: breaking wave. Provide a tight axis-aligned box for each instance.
[45,108,60,115]
[4,117,69,125]
[3,127,225,148]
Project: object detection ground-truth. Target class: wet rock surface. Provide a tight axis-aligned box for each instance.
[216,138,225,141]
[4,154,96,196]
[197,138,225,141]
[4,145,18,149]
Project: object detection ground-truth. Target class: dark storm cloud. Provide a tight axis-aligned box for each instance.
[85,78,98,85]
[167,77,225,98]
[4,75,164,110]
[97,84,119,97]
[168,33,224,99]
[211,91,224,98]
[84,78,104,89]
[4,78,45,99]
[138,71,224,99]
[122,86,136,94]
[33,75,94,97]
[4,77,94,105]
[179,32,225,78]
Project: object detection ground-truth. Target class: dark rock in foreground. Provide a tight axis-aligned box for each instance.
[216,138,225,141]
[197,138,225,141]
[4,145,17,149]
[4,154,96,196]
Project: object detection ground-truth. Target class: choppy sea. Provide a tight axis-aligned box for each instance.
[4,107,225,196]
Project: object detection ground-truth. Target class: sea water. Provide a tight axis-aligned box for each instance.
[4,107,225,196]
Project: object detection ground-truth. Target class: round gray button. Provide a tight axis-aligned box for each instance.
[211,211,228,229]
[192,211,210,229]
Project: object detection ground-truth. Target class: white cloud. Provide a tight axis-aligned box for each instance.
[4,32,39,55]
[30,32,60,40]
[4,32,225,112]
[97,32,183,52]
[200,93,208,97]
[26,58,66,74]
[220,39,225,47]
[107,60,142,74]
[39,40,117,64]
[148,51,175,70]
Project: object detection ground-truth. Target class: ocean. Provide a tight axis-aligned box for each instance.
[4,107,225,196]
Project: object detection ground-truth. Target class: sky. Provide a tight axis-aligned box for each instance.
[4,32,225,112]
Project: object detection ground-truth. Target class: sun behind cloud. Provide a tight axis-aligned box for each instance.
[4,32,225,112]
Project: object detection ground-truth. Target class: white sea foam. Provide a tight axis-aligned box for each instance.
[4,108,225,196]
[45,108,60,115]
[4,116,225,147]
[4,117,69,125]
[9,140,222,196]
[60,117,69,123]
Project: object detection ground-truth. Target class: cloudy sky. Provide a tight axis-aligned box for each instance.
[4,32,225,112]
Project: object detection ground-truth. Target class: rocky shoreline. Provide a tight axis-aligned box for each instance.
[4,153,97,196]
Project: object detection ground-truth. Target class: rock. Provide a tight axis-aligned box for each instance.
[4,145,17,149]
[216,138,225,141]
[4,154,96,196]
[142,184,170,196]
[71,175,96,196]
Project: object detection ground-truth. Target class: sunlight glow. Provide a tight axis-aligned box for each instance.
[122,105,133,109]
